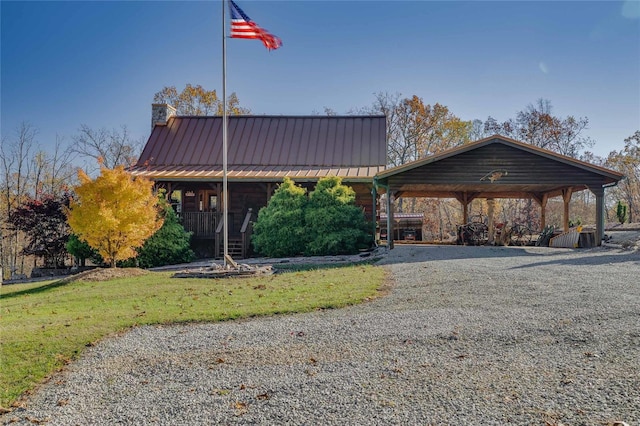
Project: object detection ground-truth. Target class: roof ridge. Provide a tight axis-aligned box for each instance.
[170,114,387,119]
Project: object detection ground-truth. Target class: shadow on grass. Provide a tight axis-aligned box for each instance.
[271,257,383,273]
[2,260,382,298]
[0,278,72,300]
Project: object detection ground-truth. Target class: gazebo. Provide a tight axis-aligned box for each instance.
[374,135,624,247]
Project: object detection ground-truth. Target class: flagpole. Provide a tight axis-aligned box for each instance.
[222,0,229,266]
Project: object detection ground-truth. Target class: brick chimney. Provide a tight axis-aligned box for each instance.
[151,104,177,130]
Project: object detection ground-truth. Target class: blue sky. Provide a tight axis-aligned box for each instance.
[2,1,639,159]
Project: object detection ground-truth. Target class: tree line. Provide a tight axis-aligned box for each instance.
[345,92,638,236]
[1,84,638,278]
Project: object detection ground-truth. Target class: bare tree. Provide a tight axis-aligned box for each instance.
[0,122,37,279]
[43,135,77,195]
[1,125,81,279]
[607,131,640,222]
[71,124,143,172]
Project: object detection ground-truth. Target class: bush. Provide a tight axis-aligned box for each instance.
[616,201,628,224]
[126,198,195,268]
[66,234,100,267]
[252,178,308,257]
[252,177,372,257]
[304,177,372,256]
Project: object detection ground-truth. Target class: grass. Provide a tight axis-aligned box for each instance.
[0,265,386,408]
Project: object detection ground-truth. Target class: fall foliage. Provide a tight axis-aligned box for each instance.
[354,92,471,167]
[478,99,593,158]
[1,123,78,279]
[66,165,163,268]
[153,84,250,116]
[9,192,71,268]
[607,131,640,222]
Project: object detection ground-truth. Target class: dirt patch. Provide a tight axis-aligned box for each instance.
[59,268,149,283]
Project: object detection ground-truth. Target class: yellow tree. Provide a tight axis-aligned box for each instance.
[66,165,163,268]
[401,95,472,158]
[153,84,250,116]
[358,92,471,168]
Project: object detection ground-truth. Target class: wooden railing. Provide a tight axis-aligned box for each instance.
[181,212,218,238]
[213,209,254,259]
[180,210,253,258]
[240,208,254,259]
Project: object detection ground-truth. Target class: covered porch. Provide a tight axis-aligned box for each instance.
[154,179,377,259]
[154,180,274,259]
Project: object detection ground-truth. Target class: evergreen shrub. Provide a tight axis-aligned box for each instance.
[252,177,372,257]
[118,195,195,268]
[252,177,308,257]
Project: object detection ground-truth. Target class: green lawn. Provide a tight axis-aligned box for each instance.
[0,265,386,408]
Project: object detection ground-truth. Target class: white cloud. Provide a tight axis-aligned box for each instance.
[622,0,640,19]
[538,62,549,74]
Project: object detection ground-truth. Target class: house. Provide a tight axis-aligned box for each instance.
[130,104,387,258]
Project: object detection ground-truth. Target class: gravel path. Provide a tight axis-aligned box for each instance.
[3,245,639,425]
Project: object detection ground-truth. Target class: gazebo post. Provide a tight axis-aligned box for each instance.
[462,192,469,224]
[532,193,548,233]
[487,198,495,244]
[589,186,605,246]
[454,192,470,224]
[540,194,548,232]
[562,187,573,232]
[387,189,394,250]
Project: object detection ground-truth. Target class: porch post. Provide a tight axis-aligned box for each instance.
[266,183,273,203]
[589,186,605,246]
[371,185,377,242]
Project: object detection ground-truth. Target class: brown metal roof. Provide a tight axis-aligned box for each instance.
[131,115,387,181]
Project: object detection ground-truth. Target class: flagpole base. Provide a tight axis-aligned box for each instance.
[224,254,239,270]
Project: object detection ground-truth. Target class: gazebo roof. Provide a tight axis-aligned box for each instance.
[374,135,623,199]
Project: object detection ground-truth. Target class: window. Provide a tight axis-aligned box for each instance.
[170,190,182,213]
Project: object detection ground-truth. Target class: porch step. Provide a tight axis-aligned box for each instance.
[219,239,244,259]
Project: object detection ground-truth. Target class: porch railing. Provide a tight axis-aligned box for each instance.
[181,212,218,238]
[214,209,254,259]
[180,210,254,258]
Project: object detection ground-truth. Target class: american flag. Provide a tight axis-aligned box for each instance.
[229,0,282,51]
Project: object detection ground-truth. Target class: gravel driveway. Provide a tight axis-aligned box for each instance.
[4,245,639,425]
